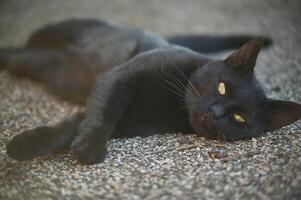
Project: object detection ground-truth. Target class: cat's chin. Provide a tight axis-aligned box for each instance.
[191,120,224,140]
[195,128,219,140]
[189,114,216,139]
[191,121,216,139]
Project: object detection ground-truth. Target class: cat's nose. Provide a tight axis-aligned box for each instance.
[210,104,225,118]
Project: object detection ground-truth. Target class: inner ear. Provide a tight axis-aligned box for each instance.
[262,99,301,131]
[225,38,263,75]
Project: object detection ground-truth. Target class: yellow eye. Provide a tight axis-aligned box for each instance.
[218,82,226,95]
[233,113,246,123]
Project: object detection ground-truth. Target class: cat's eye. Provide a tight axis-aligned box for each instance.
[233,113,246,123]
[217,82,226,95]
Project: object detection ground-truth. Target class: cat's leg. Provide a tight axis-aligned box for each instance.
[71,65,138,164]
[6,113,84,161]
[0,48,97,104]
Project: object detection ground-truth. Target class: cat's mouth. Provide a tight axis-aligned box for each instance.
[190,111,219,139]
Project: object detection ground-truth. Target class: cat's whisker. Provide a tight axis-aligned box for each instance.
[161,67,202,109]
[221,129,226,142]
[162,63,200,100]
[185,87,196,100]
[160,69,198,106]
[217,130,221,141]
[229,130,234,142]
[160,82,185,98]
[162,67,197,100]
[172,65,202,99]
[187,80,201,99]
[160,82,195,106]
[217,128,226,142]
[186,92,196,105]
[161,78,184,95]
[186,86,198,100]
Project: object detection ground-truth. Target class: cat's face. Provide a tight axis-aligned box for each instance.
[186,38,301,141]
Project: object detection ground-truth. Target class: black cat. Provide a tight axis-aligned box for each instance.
[2,19,301,165]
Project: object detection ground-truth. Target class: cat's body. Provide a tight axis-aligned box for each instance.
[2,19,301,165]
[2,19,169,104]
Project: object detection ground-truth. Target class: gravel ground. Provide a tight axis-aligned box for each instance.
[1,0,301,199]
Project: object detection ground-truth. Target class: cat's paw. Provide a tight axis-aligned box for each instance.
[6,130,40,161]
[71,135,107,165]
[6,126,60,161]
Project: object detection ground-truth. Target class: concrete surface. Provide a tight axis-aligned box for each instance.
[0,0,301,199]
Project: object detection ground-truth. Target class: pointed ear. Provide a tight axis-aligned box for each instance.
[262,99,301,131]
[225,37,263,75]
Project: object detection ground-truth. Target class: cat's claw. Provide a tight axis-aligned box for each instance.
[71,136,107,165]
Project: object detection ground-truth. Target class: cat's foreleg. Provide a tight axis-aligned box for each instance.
[71,65,138,165]
[6,113,84,161]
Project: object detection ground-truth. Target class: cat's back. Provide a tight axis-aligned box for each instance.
[26,19,168,53]
[26,18,169,68]
[26,19,113,49]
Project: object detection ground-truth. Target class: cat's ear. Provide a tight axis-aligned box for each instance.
[262,99,301,131]
[225,37,263,75]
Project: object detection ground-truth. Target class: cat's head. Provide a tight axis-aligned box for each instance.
[187,38,301,141]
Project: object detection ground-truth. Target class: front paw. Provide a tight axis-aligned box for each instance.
[6,127,49,161]
[6,134,33,161]
[71,135,107,165]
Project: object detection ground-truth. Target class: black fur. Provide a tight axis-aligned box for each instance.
[2,19,301,165]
